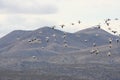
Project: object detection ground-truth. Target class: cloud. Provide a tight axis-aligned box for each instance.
[0,14,56,30]
[0,14,57,38]
[0,0,58,14]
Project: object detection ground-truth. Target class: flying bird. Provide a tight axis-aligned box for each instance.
[28,40,32,43]
[78,20,81,24]
[93,43,96,47]
[97,25,101,29]
[63,39,67,43]
[106,22,110,26]
[109,38,112,44]
[32,56,36,59]
[116,39,119,43]
[84,40,88,42]
[112,30,117,34]
[90,49,96,54]
[108,28,111,31]
[105,19,111,26]
[45,37,49,43]
[51,26,56,29]
[60,24,65,28]
[42,47,44,49]
[115,18,118,20]
[95,49,99,55]
[64,43,68,47]
[52,34,56,38]
[106,18,111,21]
[71,23,75,25]
[107,52,111,56]
[52,34,57,41]
[62,35,66,39]
[62,32,67,39]
[109,44,112,48]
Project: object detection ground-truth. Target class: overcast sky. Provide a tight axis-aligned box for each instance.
[0,0,120,37]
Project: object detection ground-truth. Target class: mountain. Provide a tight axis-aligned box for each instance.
[0,26,120,80]
[0,30,32,48]
[0,26,120,66]
[75,27,118,46]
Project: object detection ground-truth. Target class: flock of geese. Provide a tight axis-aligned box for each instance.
[90,18,120,56]
[25,18,120,59]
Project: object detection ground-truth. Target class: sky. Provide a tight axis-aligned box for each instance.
[0,0,120,37]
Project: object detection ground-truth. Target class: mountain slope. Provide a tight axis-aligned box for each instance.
[0,30,32,48]
[0,26,120,80]
[0,26,119,56]
[75,27,119,46]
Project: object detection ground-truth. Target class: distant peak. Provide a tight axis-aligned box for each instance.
[35,26,53,31]
[40,26,52,29]
[35,26,65,34]
[75,27,112,36]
